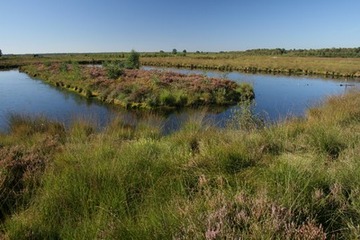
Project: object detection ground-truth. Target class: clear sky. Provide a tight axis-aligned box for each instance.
[1,0,360,54]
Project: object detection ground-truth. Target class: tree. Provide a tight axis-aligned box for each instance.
[0,49,2,57]
[172,48,177,55]
[183,49,187,54]
[125,50,140,69]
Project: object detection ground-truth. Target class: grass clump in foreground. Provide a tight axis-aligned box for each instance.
[0,91,359,239]
[20,63,254,110]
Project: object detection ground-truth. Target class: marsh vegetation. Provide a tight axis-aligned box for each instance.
[0,91,359,239]
[20,63,254,110]
[1,48,360,78]
[1,48,360,239]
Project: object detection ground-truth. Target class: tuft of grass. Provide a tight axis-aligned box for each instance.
[307,125,346,160]
[159,90,177,106]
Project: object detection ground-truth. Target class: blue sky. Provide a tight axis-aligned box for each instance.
[1,0,360,54]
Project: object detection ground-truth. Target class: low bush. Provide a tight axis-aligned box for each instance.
[124,50,140,69]
[103,61,124,79]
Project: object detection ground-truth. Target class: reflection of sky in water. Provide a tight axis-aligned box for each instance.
[0,70,116,131]
[1,69,359,132]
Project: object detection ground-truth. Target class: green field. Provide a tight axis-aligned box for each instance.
[1,90,359,239]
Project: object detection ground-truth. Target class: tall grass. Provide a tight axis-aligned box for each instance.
[0,115,64,222]
[0,91,359,239]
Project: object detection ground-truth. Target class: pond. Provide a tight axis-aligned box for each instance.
[0,68,359,133]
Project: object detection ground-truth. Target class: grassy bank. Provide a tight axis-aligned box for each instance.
[20,63,254,109]
[0,91,359,239]
[141,55,360,79]
[0,53,123,70]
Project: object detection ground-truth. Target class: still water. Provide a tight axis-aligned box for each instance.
[0,68,358,132]
[145,66,359,121]
[0,70,116,131]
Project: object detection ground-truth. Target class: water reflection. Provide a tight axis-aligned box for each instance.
[143,66,360,122]
[1,68,359,133]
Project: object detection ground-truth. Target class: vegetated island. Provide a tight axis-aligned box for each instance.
[20,62,254,110]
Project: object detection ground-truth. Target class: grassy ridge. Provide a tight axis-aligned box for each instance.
[0,91,359,239]
[141,55,360,78]
[20,63,254,109]
[0,53,123,69]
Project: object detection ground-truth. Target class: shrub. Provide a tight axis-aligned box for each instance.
[103,61,124,79]
[125,50,140,69]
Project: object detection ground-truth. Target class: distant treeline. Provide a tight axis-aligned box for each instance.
[141,47,360,58]
[240,47,360,58]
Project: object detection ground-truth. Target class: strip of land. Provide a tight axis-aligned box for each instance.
[1,51,360,78]
[141,55,360,78]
